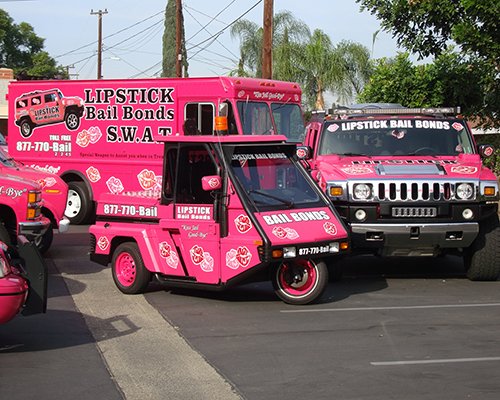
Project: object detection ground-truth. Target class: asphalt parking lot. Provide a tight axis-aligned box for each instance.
[1,225,500,399]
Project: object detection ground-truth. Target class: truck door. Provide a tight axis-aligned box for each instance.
[168,144,221,284]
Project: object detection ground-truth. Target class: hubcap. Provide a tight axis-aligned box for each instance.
[65,189,81,218]
[279,260,316,295]
[115,252,136,287]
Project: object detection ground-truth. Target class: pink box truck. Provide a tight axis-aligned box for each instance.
[8,77,304,225]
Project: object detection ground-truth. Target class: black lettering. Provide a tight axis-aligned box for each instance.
[141,127,154,143]
[107,126,118,142]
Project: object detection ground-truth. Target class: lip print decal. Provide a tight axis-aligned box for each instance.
[200,252,214,272]
[452,122,464,131]
[36,177,57,188]
[327,124,339,132]
[226,247,252,269]
[236,246,251,267]
[235,214,252,233]
[272,226,299,240]
[190,245,205,264]
[324,221,338,236]
[76,130,90,147]
[86,166,101,183]
[97,236,109,251]
[159,241,179,269]
[137,169,157,190]
[106,176,124,194]
[88,126,102,144]
[296,148,307,158]
[450,166,478,174]
[341,166,372,175]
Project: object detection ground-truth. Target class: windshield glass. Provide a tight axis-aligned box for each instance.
[0,148,16,167]
[228,145,322,211]
[318,118,475,156]
[237,101,305,140]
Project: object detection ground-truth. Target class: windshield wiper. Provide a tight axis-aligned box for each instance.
[248,189,294,208]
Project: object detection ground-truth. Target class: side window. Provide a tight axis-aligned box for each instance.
[184,103,215,135]
[175,145,217,204]
[17,99,27,108]
[44,93,57,103]
[31,96,41,106]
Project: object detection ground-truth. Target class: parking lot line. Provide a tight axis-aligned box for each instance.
[371,357,500,366]
[280,302,500,313]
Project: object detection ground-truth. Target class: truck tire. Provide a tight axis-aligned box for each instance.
[65,111,80,131]
[112,242,151,294]
[65,181,93,225]
[272,259,328,305]
[34,224,53,255]
[20,119,33,138]
[0,224,12,245]
[464,214,500,281]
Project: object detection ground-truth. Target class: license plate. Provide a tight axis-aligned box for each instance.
[298,245,331,256]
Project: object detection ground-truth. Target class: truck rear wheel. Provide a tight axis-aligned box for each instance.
[272,259,328,305]
[20,119,33,138]
[464,214,500,281]
[112,242,151,294]
[65,182,93,225]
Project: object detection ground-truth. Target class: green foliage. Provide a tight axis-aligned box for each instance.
[161,0,188,77]
[355,0,499,127]
[0,9,66,79]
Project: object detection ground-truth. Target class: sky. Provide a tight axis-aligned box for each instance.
[1,0,407,80]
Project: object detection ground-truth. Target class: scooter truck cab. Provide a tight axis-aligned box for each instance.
[90,135,349,305]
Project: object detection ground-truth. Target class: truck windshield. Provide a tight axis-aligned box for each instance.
[318,118,475,157]
[0,148,16,167]
[237,101,304,141]
[228,145,322,211]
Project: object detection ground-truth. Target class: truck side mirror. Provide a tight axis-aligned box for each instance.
[202,175,222,191]
[296,146,312,160]
[478,144,495,158]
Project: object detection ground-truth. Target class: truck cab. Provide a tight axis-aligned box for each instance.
[90,135,349,305]
[300,105,499,280]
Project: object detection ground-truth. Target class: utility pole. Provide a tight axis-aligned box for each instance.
[175,0,182,78]
[262,0,273,79]
[91,9,108,79]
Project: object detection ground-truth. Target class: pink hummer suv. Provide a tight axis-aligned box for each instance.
[300,105,499,280]
[14,89,84,138]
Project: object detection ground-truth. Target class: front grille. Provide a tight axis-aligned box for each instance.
[392,207,437,218]
[348,180,477,202]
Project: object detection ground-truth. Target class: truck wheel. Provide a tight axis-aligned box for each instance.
[65,182,93,225]
[20,119,33,138]
[65,111,80,131]
[464,214,500,281]
[34,224,53,254]
[272,259,328,305]
[0,224,12,245]
[112,242,151,294]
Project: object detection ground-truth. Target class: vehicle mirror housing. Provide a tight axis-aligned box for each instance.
[296,146,312,160]
[478,144,495,158]
[202,175,222,191]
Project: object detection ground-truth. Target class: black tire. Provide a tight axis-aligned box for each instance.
[65,181,93,225]
[464,214,500,281]
[65,111,80,131]
[0,223,12,245]
[111,242,151,294]
[20,119,33,138]
[34,224,53,254]
[272,259,329,305]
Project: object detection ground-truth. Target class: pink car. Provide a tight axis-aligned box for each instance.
[90,134,349,305]
[0,238,47,324]
[299,105,499,280]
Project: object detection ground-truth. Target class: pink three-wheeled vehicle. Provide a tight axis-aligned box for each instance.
[89,135,349,304]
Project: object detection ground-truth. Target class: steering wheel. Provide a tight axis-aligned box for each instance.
[413,147,437,155]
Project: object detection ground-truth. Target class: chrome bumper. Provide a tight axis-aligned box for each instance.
[18,217,51,238]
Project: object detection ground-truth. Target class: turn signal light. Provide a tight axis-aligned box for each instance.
[272,249,283,259]
[484,187,496,196]
[340,242,349,251]
[330,187,343,196]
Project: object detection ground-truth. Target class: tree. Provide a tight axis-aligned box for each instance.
[355,0,499,126]
[161,0,188,77]
[0,9,66,79]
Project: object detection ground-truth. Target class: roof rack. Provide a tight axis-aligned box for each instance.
[331,106,461,116]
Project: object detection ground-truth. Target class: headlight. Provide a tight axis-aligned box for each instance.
[353,183,372,200]
[456,183,474,200]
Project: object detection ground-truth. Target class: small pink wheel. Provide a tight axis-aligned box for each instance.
[273,259,328,305]
[112,242,151,294]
